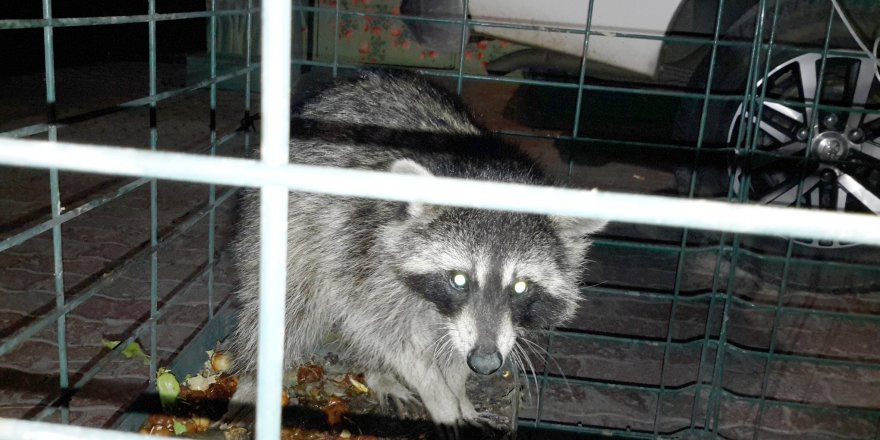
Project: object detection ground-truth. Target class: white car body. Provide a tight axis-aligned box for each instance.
[468,0,683,78]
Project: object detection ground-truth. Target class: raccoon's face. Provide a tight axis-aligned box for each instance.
[381,158,605,375]
[392,207,601,375]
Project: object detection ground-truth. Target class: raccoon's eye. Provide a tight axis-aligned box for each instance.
[512,279,529,294]
[449,271,470,291]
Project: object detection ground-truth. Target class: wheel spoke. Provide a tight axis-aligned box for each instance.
[838,173,880,214]
[855,142,880,160]
[733,53,879,250]
[845,59,878,128]
[851,59,877,106]
[765,101,805,124]
[758,120,792,143]
[797,57,819,100]
[862,116,880,141]
[747,142,806,171]
[837,186,848,211]
[740,110,794,145]
[774,141,807,156]
[758,175,820,205]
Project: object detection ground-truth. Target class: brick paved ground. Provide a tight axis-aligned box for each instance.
[0,61,248,427]
[1,63,880,439]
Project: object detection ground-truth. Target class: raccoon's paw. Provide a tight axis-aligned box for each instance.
[366,372,422,418]
[366,371,415,402]
[434,412,509,440]
[470,411,511,432]
[460,399,508,431]
[458,397,478,421]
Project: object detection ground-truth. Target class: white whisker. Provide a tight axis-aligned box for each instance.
[515,341,539,407]
[519,335,577,402]
[510,343,534,405]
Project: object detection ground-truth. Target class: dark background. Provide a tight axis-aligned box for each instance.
[1,1,207,74]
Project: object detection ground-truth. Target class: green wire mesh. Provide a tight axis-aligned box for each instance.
[1,0,880,438]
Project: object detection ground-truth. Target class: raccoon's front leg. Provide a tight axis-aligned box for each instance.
[413,366,469,425]
[446,364,478,421]
[390,356,474,425]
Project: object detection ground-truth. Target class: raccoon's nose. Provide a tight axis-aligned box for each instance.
[467,347,502,375]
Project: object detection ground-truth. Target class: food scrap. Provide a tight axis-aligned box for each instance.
[156,368,181,408]
[102,339,151,366]
[139,345,513,439]
[346,374,368,395]
[141,351,237,436]
[280,427,377,440]
[210,350,231,373]
[140,350,381,439]
[297,364,324,384]
[321,396,348,426]
[138,414,210,436]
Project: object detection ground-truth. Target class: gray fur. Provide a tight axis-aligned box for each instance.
[227,71,604,426]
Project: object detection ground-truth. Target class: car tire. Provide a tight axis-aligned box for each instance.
[672,0,880,292]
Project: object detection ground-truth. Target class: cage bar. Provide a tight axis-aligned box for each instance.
[455,0,471,94]
[655,0,727,434]
[0,186,235,360]
[5,140,880,246]
[0,10,255,30]
[0,418,147,440]
[2,0,880,438]
[0,65,258,139]
[28,182,235,422]
[207,0,219,320]
[39,0,70,425]
[147,0,160,386]
[254,0,293,437]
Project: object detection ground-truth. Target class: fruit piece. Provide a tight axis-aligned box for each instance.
[347,375,368,395]
[156,368,181,408]
[297,364,324,384]
[172,420,187,435]
[102,339,151,366]
[191,416,210,431]
[210,351,231,373]
[184,373,216,391]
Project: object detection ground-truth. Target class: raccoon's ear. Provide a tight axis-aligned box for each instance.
[389,158,437,218]
[553,216,607,239]
[389,158,433,177]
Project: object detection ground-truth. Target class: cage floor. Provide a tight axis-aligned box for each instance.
[2,61,879,438]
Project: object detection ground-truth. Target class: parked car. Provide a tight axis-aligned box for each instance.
[403,0,880,252]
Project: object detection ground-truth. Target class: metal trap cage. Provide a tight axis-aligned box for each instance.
[1,0,880,439]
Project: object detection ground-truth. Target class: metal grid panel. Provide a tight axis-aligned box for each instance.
[0,0,879,439]
[0,0,258,430]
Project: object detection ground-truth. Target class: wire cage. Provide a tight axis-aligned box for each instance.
[1,0,880,439]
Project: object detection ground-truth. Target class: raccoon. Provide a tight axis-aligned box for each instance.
[227,71,605,426]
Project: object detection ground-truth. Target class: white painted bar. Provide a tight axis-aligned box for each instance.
[0,418,148,440]
[256,0,291,438]
[2,139,880,246]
